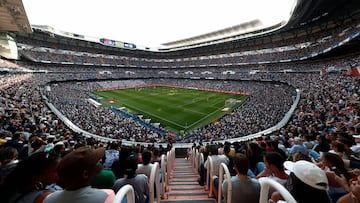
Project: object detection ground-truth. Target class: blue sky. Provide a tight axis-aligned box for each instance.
[22,0,296,48]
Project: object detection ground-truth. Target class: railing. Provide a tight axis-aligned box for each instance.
[205,156,214,197]
[218,163,232,203]
[112,184,135,203]
[161,154,167,199]
[149,162,161,203]
[166,148,175,185]
[258,177,296,203]
[192,148,199,170]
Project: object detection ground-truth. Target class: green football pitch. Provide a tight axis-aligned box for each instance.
[92,86,248,134]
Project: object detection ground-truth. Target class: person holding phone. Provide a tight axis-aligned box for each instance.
[320,152,356,202]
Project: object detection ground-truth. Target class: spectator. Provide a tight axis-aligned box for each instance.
[247,142,265,176]
[336,174,360,203]
[222,153,261,203]
[151,147,161,164]
[351,134,360,157]
[136,149,153,179]
[90,167,116,190]
[53,141,66,158]
[44,147,114,203]
[0,146,19,184]
[104,142,119,170]
[313,135,331,154]
[320,152,355,202]
[256,152,288,186]
[198,144,229,187]
[0,151,61,203]
[271,160,330,203]
[329,140,347,159]
[223,144,236,176]
[113,153,149,203]
[4,132,23,154]
[288,137,309,159]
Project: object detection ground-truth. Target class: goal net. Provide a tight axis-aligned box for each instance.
[224,98,237,109]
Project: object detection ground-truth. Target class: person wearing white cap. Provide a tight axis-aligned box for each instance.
[270,160,330,203]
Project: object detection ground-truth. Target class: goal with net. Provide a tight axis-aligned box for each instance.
[224,98,238,111]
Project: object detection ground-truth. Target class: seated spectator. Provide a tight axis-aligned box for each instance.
[288,137,309,159]
[351,134,360,157]
[136,149,153,178]
[337,133,358,161]
[0,146,19,184]
[223,144,236,176]
[91,156,116,189]
[330,140,348,159]
[104,142,119,170]
[271,160,331,203]
[198,144,229,187]
[0,150,61,203]
[4,132,23,154]
[44,146,114,203]
[222,153,261,203]
[247,142,265,176]
[319,152,355,202]
[151,147,161,164]
[111,146,133,179]
[313,135,331,154]
[335,174,360,203]
[52,141,66,158]
[113,152,149,203]
[256,152,288,185]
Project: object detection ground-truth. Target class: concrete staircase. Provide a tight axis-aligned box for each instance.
[161,158,216,203]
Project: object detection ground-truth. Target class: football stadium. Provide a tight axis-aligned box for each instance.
[0,0,360,203]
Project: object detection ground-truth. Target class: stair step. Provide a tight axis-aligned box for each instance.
[170,187,204,191]
[161,199,216,203]
[168,182,200,186]
[171,178,197,182]
[162,158,213,203]
[168,192,209,197]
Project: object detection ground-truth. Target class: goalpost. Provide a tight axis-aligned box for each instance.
[224,98,237,109]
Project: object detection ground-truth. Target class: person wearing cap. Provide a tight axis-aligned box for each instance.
[52,141,66,158]
[44,146,114,203]
[270,160,331,203]
[288,136,309,159]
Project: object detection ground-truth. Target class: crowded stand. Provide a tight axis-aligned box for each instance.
[16,17,360,68]
[0,0,360,202]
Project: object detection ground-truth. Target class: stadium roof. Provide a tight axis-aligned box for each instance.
[163,0,360,49]
[1,0,359,47]
[286,0,360,29]
[0,0,31,33]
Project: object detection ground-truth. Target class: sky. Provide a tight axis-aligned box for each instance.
[22,0,296,48]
